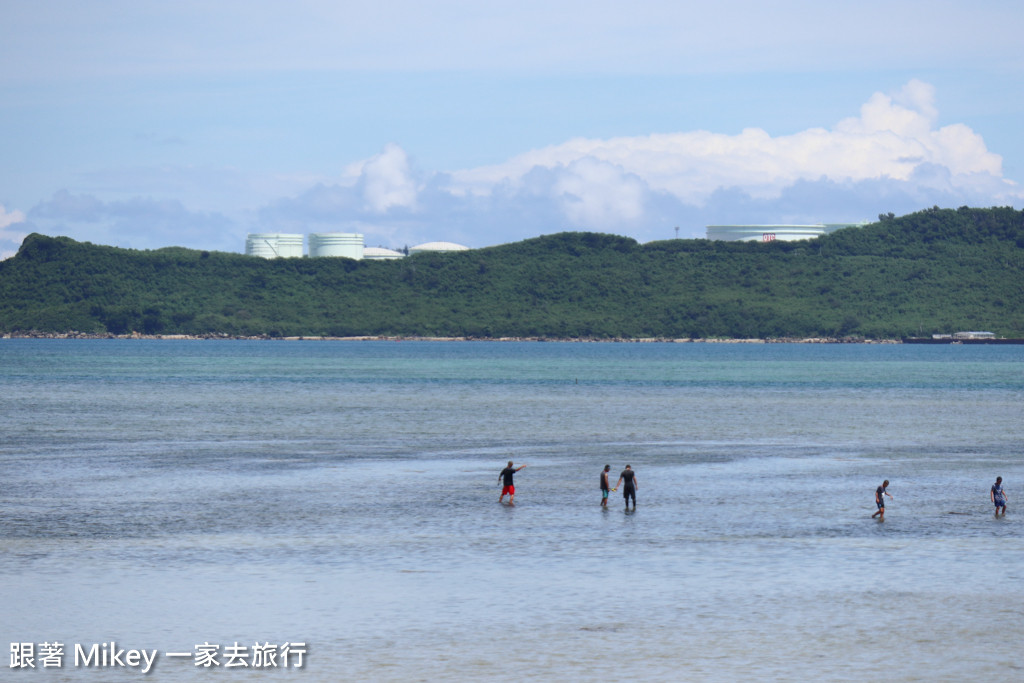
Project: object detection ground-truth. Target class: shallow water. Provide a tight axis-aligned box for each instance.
[1,340,1022,681]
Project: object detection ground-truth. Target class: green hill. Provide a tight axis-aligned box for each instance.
[1,206,1022,339]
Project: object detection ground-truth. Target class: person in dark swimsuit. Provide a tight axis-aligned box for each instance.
[498,460,526,505]
[616,465,637,510]
[600,465,611,507]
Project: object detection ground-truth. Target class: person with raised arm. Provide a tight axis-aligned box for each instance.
[498,460,526,505]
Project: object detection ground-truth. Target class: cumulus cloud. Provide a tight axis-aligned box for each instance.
[451,80,1014,212]
[252,82,1021,248]
[282,79,1004,244]
[259,146,419,237]
[551,158,648,227]
[25,80,1014,254]
[341,143,419,213]
[256,143,428,247]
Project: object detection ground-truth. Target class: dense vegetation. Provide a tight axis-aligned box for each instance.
[1,207,1022,339]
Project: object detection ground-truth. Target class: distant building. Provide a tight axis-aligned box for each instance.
[409,241,470,254]
[706,223,865,242]
[308,232,364,259]
[244,233,459,259]
[953,331,996,340]
[245,233,304,258]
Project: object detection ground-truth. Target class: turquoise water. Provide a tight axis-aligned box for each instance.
[1,340,1022,681]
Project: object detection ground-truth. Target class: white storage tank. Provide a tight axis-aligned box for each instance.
[245,233,304,258]
[409,241,470,254]
[309,232,364,259]
[705,223,864,242]
[363,246,405,260]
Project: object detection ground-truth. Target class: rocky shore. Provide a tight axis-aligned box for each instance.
[3,330,901,343]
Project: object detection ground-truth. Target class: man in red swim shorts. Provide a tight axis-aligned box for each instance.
[499,460,526,505]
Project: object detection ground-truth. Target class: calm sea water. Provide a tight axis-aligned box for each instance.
[1,340,1022,681]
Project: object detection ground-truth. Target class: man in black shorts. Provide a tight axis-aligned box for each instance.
[871,480,892,519]
[615,464,637,510]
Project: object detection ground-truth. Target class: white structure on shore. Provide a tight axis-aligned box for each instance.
[410,241,470,254]
[245,233,304,258]
[363,246,405,260]
[245,234,472,259]
[308,232,364,259]
[706,223,865,242]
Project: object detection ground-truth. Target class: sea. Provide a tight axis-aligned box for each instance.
[1,339,1021,681]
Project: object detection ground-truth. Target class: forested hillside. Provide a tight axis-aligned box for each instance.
[1,207,1022,339]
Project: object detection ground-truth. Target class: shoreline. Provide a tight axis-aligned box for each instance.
[2,331,902,344]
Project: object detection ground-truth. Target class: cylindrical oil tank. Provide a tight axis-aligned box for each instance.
[409,241,470,254]
[308,232,364,259]
[363,246,404,260]
[705,225,827,242]
[245,233,304,258]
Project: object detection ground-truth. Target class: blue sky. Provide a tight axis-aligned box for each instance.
[2,0,1023,258]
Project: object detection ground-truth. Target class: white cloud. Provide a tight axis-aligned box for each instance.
[256,145,425,242]
[891,79,939,124]
[249,81,1023,248]
[25,81,1022,253]
[550,158,648,228]
[0,203,26,231]
[450,81,1018,219]
[346,143,419,213]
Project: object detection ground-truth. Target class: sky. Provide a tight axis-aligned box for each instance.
[2,0,1023,259]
